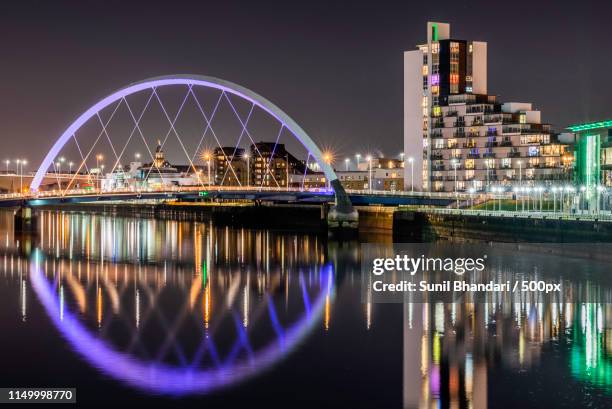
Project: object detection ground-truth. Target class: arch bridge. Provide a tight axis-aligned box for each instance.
[19,75,359,228]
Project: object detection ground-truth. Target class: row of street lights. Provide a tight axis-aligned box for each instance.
[3,159,28,193]
[466,184,610,214]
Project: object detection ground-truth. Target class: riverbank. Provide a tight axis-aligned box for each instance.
[31,202,612,242]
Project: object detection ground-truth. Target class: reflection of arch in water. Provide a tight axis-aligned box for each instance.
[30,251,334,395]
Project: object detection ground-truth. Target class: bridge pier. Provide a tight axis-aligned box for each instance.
[14,206,38,233]
[327,180,359,234]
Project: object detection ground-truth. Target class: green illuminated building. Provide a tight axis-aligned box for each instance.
[568,120,612,188]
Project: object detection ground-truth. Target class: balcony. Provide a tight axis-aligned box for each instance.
[500,140,513,147]
[467,153,481,159]
[467,132,480,138]
[483,152,496,158]
[452,121,466,127]
[507,151,521,158]
[485,142,498,148]
[453,132,466,138]
[484,115,502,124]
[432,165,445,171]
[431,152,444,160]
[486,131,498,137]
[471,119,484,126]
[446,111,458,117]
[450,154,462,160]
[432,121,445,129]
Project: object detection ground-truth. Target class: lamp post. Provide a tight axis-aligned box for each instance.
[408,157,414,193]
[518,161,523,185]
[366,155,373,193]
[202,152,211,187]
[4,160,9,174]
[355,153,361,169]
[552,186,557,213]
[16,159,27,194]
[597,185,604,214]
[69,161,74,174]
[323,151,332,190]
[345,158,350,171]
[513,187,519,212]
[95,154,103,191]
[286,153,290,192]
[244,152,250,187]
[469,187,475,208]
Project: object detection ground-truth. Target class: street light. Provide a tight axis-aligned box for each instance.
[95,154,103,191]
[552,186,558,213]
[517,160,523,185]
[366,155,373,193]
[469,187,475,208]
[322,151,333,189]
[202,151,212,187]
[69,161,74,174]
[15,159,27,194]
[4,159,9,174]
[408,157,414,193]
[135,153,141,160]
[244,152,250,187]
[344,158,350,171]
[513,186,519,212]
[355,153,361,169]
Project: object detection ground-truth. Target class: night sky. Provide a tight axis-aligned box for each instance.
[1,0,611,168]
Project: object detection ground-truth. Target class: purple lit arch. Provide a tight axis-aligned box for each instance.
[30,74,338,191]
[30,253,335,396]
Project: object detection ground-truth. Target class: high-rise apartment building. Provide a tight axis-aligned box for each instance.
[404,22,571,192]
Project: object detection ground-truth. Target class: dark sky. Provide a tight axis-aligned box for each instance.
[1,0,611,169]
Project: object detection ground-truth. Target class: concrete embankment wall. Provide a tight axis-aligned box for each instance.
[38,202,328,232]
[394,210,612,242]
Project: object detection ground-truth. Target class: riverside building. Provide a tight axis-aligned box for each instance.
[404,22,572,192]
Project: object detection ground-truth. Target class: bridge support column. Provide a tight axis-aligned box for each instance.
[14,206,38,233]
[327,180,359,234]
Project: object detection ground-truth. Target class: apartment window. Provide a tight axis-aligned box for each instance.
[528,146,540,157]
[501,158,511,168]
[485,158,496,169]
[422,65,428,75]
[519,113,526,124]
[431,43,439,54]
[465,159,475,169]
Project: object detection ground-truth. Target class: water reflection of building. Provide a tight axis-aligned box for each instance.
[0,210,336,395]
[401,292,612,408]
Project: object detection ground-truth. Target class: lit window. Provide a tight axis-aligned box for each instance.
[519,114,526,124]
[431,43,439,54]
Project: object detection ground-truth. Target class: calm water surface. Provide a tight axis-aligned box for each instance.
[0,209,611,408]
